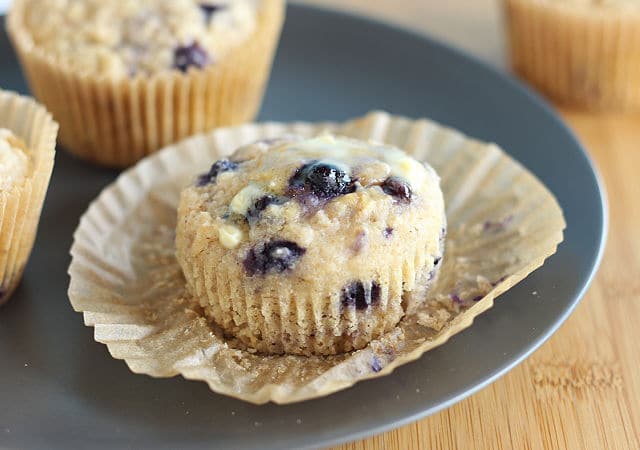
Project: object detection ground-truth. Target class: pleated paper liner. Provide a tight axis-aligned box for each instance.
[68,111,565,404]
[0,89,58,306]
[7,0,285,168]
[504,0,640,110]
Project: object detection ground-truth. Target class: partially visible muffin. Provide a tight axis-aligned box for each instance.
[20,0,260,78]
[0,89,58,306]
[504,0,640,110]
[176,135,446,356]
[8,0,285,166]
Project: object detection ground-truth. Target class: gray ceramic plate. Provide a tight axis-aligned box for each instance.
[0,5,606,450]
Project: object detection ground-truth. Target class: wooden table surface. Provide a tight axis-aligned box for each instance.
[297,1,640,449]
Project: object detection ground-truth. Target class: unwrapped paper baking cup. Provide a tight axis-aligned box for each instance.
[68,111,565,404]
[7,0,285,168]
[0,89,58,305]
[504,0,640,110]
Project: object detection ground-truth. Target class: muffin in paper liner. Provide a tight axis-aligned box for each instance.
[68,111,565,404]
[0,89,58,306]
[504,0,640,110]
[175,135,446,356]
[7,0,285,168]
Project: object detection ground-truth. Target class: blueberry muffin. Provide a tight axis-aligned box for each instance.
[504,0,640,110]
[175,135,446,356]
[8,0,285,166]
[0,89,58,306]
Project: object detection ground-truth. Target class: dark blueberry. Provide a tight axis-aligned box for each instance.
[383,227,394,238]
[381,177,412,203]
[199,3,227,22]
[371,282,381,303]
[196,159,238,186]
[243,240,306,275]
[371,356,383,373]
[434,256,442,266]
[174,41,210,73]
[288,161,356,200]
[450,293,463,304]
[472,295,484,302]
[341,281,381,310]
[246,195,287,223]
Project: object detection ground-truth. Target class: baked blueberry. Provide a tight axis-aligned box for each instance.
[199,3,227,22]
[371,357,383,373]
[196,159,238,186]
[341,281,381,310]
[382,177,412,203]
[288,161,356,199]
[246,195,288,223]
[174,42,210,72]
[244,240,306,275]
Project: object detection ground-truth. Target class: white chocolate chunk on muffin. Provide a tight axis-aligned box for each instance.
[175,135,446,356]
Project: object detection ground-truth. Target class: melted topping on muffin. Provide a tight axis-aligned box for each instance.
[23,0,259,77]
[0,129,29,190]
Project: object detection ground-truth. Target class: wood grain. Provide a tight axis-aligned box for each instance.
[295,1,640,448]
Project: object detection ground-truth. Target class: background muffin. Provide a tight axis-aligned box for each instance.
[0,89,58,306]
[504,0,640,110]
[8,0,285,167]
[176,135,446,356]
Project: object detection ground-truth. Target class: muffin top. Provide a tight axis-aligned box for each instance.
[178,134,445,302]
[21,0,259,77]
[0,129,30,191]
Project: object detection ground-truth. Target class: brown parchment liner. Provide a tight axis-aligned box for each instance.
[0,89,58,305]
[68,111,565,404]
[504,0,640,110]
[7,0,285,168]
